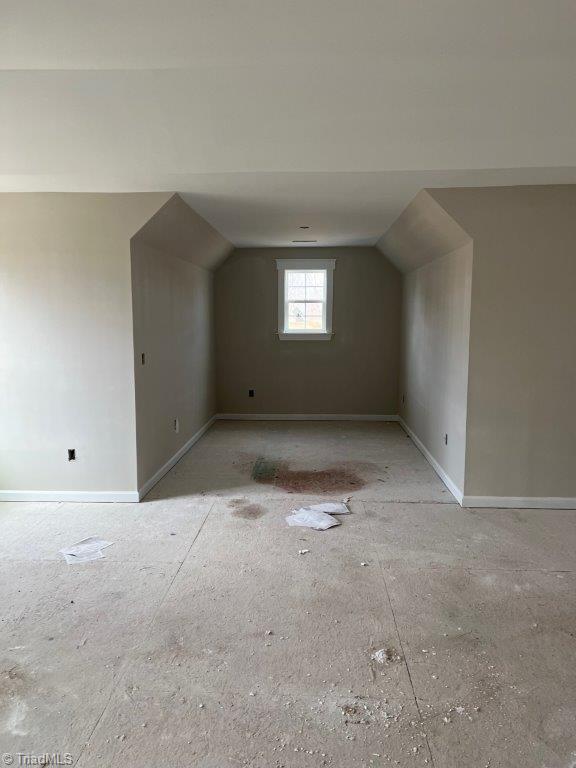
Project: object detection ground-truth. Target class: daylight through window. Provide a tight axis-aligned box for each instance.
[276,258,335,340]
[285,270,326,331]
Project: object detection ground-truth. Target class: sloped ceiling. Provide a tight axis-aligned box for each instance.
[132,194,232,270]
[377,184,576,273]
[376,190,471,273]
[2,1,576,246]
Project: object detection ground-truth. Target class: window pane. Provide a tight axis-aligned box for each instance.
[288,302,305,316]
[286,271,305,286]
[287,302,306,329]
[305,286,324,301]
[306,303,323,328]
[287,286,306,301]
[306,271,325,287]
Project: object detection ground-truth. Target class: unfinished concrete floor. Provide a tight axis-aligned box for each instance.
[1,421,575,767]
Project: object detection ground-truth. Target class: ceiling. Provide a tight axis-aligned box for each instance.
[3,0,576,246]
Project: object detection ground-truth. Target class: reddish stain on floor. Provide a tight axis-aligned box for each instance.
[251,459,366,494]
[229,498,267,519]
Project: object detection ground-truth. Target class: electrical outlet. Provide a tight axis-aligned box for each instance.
[248,389,255,398]
[174,417,179,433]
[68,449,76,461]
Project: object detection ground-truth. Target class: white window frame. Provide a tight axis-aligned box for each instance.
[276,258,336,341]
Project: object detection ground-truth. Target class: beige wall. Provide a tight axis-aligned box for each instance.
[400,244,473,493]
[385,184,576,504]
[131,241,216,489]
[0,192,170,496]
[431,186,576,500]
[130,195,231,492]
[214,247,401,415]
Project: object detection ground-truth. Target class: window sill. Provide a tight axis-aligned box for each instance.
[278,331,333,341]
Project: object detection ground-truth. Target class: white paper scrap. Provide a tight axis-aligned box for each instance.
[60,537,114,564]
[293,502,350,516]
[285,509,340,530]
[63,550,105,565]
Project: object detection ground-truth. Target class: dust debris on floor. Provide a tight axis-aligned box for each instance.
[3,422,573,768]
[251,456,367,493]
[371,647,403,665]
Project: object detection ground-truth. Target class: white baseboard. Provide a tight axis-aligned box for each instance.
[0,415,218,504]
[397,419,576,510]
[398,418,464,505]
[462,495,576,510]
[138,414,217,500]
[0,490,140,503]
[215,413,400,422]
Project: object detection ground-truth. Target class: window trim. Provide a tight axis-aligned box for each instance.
[276,258,336,340]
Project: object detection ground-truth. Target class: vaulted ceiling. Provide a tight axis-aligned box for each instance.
[3,0,576,246]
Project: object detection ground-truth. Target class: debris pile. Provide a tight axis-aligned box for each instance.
[371,647,403,665]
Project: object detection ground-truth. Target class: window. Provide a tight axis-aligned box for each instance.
[276,258,335,340]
